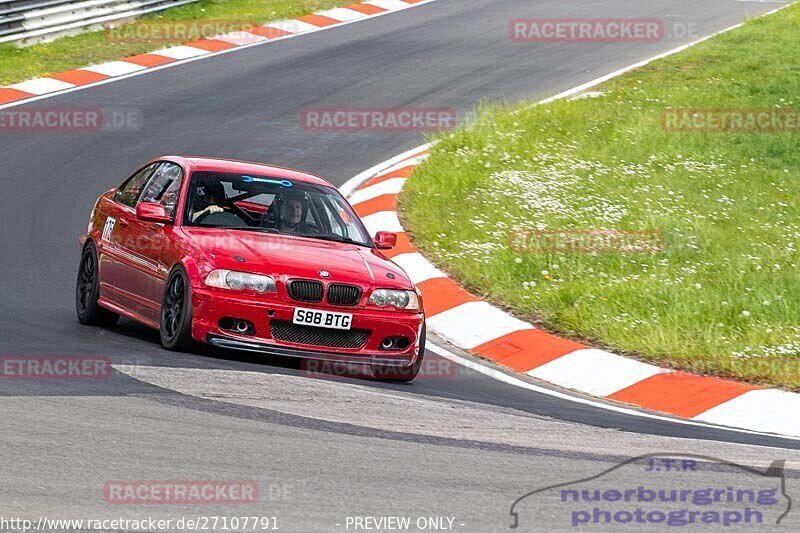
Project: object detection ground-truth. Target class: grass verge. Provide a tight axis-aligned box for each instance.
[401,4,800,389]
[0,0,353,85]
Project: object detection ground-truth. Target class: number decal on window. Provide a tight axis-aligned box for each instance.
[102,217,116,242]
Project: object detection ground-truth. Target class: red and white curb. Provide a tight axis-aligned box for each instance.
[0,0,433,108]
[343,145,800,439]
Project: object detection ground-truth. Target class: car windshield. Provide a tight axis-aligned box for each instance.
[184,171,372,246]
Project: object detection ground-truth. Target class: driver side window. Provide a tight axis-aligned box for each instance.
[115,163,158,208]
[140,162,184,217]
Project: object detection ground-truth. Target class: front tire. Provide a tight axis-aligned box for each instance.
[160,266,194,351]
[371,324,426,382]
[76,242,119,327]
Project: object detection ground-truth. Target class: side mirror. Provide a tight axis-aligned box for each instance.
[136,202,172,224]
[374,231,397,250]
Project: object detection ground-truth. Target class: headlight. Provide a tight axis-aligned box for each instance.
[369,289,420,311]
[204,270,277,293]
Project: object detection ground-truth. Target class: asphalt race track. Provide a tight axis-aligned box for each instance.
[1,1,799,531]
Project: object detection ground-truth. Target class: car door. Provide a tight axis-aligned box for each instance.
[117,161,184,324]
[97,162,159,310]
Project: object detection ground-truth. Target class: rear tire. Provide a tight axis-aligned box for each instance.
[160,266,194,351]
[76,242,119,327]
[371,324,426,382]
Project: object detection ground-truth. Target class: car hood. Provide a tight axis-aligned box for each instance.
[181,227,414,289]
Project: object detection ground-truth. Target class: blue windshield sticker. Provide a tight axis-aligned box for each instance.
[241,175,293,187]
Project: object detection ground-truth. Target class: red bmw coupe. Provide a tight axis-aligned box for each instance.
[76,156,426,381]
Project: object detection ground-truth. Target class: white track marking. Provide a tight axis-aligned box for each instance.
[693,389,800,437]
[376,154,430,176]
[210,31,268,45]
[348,177,407,206]
[391,252,446,284]
[427,342,800,441]
[340,144,430,197]
[317,8,368,22]
[360,210,404,234]
[427,302,532,349]
[8,78,74,95]
[265,19,319,34]
[527,349,667,397]
[366,0,410,10]
[82,61,146,77]
[151,46,209,60]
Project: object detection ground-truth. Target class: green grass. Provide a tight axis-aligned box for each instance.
[402,4,800,389]
[0,0,352,85]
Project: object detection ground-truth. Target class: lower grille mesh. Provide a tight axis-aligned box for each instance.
[270,320,370,349]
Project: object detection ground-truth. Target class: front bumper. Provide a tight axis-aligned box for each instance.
[206,334,417,367]
[191,287,424,366]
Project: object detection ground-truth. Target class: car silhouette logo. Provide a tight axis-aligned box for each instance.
[319,270,331,278]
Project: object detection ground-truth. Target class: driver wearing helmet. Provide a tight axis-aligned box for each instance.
[278,191,314,234]
[191,182,226,223]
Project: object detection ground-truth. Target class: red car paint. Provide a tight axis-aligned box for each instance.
[80,156,425,371]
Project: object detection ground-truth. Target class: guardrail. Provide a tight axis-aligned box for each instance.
[0,0,198,45]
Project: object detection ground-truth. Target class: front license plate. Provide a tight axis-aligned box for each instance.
[293,308,352,330]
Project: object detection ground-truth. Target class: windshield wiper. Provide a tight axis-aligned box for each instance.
[299,234,372,247]
[212,226,281,233]
[202,226,371,246]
